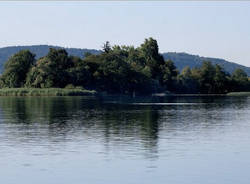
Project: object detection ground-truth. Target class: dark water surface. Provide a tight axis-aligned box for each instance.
[0,96,250,184]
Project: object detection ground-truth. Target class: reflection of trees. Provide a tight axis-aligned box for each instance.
[0,95,249,159]
[0,96,161,158]
[98,104,161,158]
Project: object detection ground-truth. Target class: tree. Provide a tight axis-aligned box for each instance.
[0,50,35,88]
[213,64,229,93]
[1,38,248,95]
[232,68,248,82]
[127,47,145,67]
[161,60,178,91]
[231,68,249,91]
[102,41,111,53]
[199,61,216,93]
[67,56,91,87]
[139,37,165,80]
[84,52,93,58]
[25,48,73,88]
[177,66,199,93]
[94,52,133,93]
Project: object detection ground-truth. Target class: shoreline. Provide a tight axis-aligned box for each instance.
[0,88,97,96]
[0,88,249,97]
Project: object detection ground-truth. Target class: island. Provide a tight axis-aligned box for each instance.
[0,38,249,96]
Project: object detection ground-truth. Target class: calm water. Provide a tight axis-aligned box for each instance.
[0,96,250,184]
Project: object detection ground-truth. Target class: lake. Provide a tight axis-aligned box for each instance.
[0,96,250,184]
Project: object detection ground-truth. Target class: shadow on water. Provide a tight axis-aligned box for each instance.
[0,95,249,158]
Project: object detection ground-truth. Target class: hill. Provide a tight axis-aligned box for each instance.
[0,45,249,75]
[162,52,250,75]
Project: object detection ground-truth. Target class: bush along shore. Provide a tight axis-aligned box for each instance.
[0,88,96,96]
[0,37,250,96]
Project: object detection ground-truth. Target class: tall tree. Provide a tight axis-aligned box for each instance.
[0,50,35,88]
[199,61,216,93]
[161,60,178,91]
[139,38,165,80]
[177,66,199,93]
[102,41,111,53]
[213,64,228,93]
[26,48,72,88]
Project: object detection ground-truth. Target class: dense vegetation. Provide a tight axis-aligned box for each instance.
[0,45,250,76]
[0,45,101,73]
[0,38,249,95]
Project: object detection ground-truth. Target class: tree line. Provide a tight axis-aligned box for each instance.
[0,37,249,95]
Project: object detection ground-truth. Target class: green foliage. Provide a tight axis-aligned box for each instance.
[177,66,199,93]
[139,38,165,79]
[0,50,35,88]
[231,68,250,91]
[199,61,216,93]
[213,65,229,93]
[232,68,248,82]
[25,48,73,88]
[0,45,249,76]
[161,60,178,91]
[0,38,250,95]
[67,56,91,87]
[65,84,75,89]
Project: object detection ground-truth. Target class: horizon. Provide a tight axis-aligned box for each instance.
[0,1,250,66]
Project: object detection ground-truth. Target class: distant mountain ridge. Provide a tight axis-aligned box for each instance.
[0,45,249,76]
[162,52,250,75]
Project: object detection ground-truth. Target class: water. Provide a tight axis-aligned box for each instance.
[0,96,250,184]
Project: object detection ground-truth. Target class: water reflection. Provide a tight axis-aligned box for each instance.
[0,97,166,158]
[1,96,250,184]
[0,96,249,156]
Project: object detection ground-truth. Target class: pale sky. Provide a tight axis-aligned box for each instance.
[0,1,250,66]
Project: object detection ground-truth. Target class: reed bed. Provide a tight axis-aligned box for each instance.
[0,88,97,96]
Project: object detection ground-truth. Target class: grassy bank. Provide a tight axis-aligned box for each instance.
[1,88,249,97]
[226,92,250,96]
[0,88,97,96]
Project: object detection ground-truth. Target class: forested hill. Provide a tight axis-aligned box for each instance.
[0,45,249,75]
[163,52,250,76]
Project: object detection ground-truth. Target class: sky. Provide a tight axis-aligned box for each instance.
[0,1,250,66]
